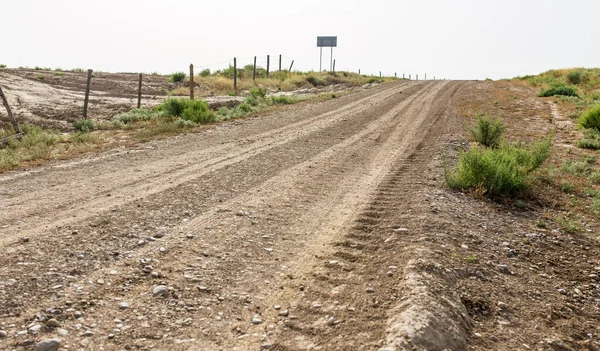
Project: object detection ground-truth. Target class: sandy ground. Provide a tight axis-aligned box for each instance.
[1,79,599,351]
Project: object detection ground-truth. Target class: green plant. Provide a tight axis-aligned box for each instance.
[169,72,186,83]
[112,109,165,124]
[271,96,297,105]
[237,103,252,113]
[159,98,215,123]
[577,139,600,150]
[37,75,45,80]
[591,171,600,184]
[0,64,6,69]
[465,254,478,263]
[562,159,592,176]
[34,66,42,70]
[579,105,600,130]
[539,86,579,98]
[71,68,84,73]
[470,114,505,148]
[54,72,65,76]
[73,119,96,132]
[567,70,584,85]
[537,220,547,228]
[199,69,211,77]
[445,135,552,197]
[561,182,574,193]
[306,75,326,86]
[556,216,582,233]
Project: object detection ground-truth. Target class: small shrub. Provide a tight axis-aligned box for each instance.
[579,105,600,130]
[237,103,252,113]
[445,135,552,197]
[34,66,42,70]
[113,109,164,124]
[271,96,297,105]
[470,114,505,148]
[71,68,84,73]
[561,182,574,193]
[54,72,65,76]
[567,70,584,85]
[576,139,600,150]
[37,75,45,80]
[539,86,579,98]
[73,119,96,132]
[159,98,215,124]
[591,171,600,184]
[250,87,267,99]
[562,159,592,176]
[556,216,581,234]
[306,75,326,87]
[175,119,197,128]
[0,64,6,69]
[54,68,63,72]
[169,72,186,83]
[199,69,211,77]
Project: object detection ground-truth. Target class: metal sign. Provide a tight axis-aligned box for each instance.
[317,36,337,47]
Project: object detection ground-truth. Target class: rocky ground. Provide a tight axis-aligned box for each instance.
[0,79,599,351]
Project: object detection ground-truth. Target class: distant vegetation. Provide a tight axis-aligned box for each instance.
[169,72,186,83]
[0,64,6,69]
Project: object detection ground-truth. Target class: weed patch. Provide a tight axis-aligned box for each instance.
[73,119,96,132]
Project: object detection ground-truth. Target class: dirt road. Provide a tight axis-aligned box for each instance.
[0,81,469,350]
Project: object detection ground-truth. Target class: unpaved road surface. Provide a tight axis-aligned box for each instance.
[1,80,470,350]
[4,80,599,351]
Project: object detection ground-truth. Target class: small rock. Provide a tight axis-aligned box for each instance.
[498,265,510,273]
[142,265,153,274]
[83,330,93,337]
[20,237,30,243]
[154,233,165,238]
[273,305,281,310]
[278,310,289,317]
[0,330,7,338]
[29,324,42,334]
[491,335,498,342]
[461,244,469,249]
[96,279,105,285]
[119,302,129,310]
[186,234,194,239]
[558,288,568,295]
[34,339,61,351]
[393,228,408,233]
[327,317,336,326]
[159,247,166,253]
[150,271,160,278]
[46,318,60,328]
[387,271,393,277]
[379,348,395,351]
[497,302,508,310]
[57,328,69,336]
[137,239,146,246]
[366,287,375,293]
[261,343,272,349]
[74,311,83,318]
[252,316,262,325]
[80,338,90,347]
[108,333,115,339]
[153,285,168,297]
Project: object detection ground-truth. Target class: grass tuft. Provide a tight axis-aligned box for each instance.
[73,119,96,132]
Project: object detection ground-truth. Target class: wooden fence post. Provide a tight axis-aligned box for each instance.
[279,54,282,71]
[359,69,361,75]
[395,72,397,78]
[425,73,427,80]
[0,86,20,133]
[288,60,294,72]
[189,64,194,100]
[409,74,411,80]
[416,74,419,81]
[233,57,237,95]
[82,69,93,119]
[137,73,142,108]
[253,56,257,81]
[403,73,405,79]
[379,71,382,77]
[266,55,270,77]
[333,59,336,73]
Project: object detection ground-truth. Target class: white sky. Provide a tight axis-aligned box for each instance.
[2,0,598,80]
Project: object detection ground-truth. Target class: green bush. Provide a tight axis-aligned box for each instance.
[159,98,215,124]
[567,70,583,85]
[579,105,600,130]
[169,72,186,83]
[470,114,505,148]
[591,171,600,184]
[306,75,326,87]
[73,119,96,132]
[0,64,6,69]
[562,159,592,176]
[199,68,211,77]
[539,86,579,98]
[445,135,552,197]
[271,96,297,105]
[237,103,252,113]
[576,139,600,150]
[250,87,267,99]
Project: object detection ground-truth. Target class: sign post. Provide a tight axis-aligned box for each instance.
[317,36,337,72]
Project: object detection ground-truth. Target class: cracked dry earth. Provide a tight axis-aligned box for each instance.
[2,80,599,351]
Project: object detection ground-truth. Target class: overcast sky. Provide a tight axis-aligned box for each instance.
[2,0,598,80]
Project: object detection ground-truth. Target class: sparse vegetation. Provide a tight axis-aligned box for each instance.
[73,119,97,132]
[199,69,211,77]
[469,114,505,148]
[159,98,216,123]
[562,158,593,176]
[169,72,186,83]
[446,134,552,197]
[0,64,6,69]
[576,139,600,150]
[112,109,165,125]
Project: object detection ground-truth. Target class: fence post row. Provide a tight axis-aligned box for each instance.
[137,73,142,109]
[233,57,237,95]
[266,55,270,77]
[82,69,93,119]
[253,56,257,81]
[0,86,20,134]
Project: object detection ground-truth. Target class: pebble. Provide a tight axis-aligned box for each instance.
[46,318,60,327]
[278,310,289,317]
[29,324,42,334]
[273,305,281,310]
[154,233,165,238]
[387,271,393,277]
[97,279,105,285]
[558,289,568,295]
[108,333,115,339]
[366,287,375,293]
[379,348,395,351]
[252,316,262,325]
[327,317,336,326]
[142,265,153,274]
[497,302,508,310]
[159,247,166,253]
[119,302,129,310]
[0,330,6,338]
[74,311,83,318]
[57,328,69,336]
[461,244,469,249]
[393,228,408,233]
[186,234,194,239]
[153,285,168,297]
[498,265,510,273]
[34,339,61,351]
[261,343,272,349]
[84,330,93,337]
